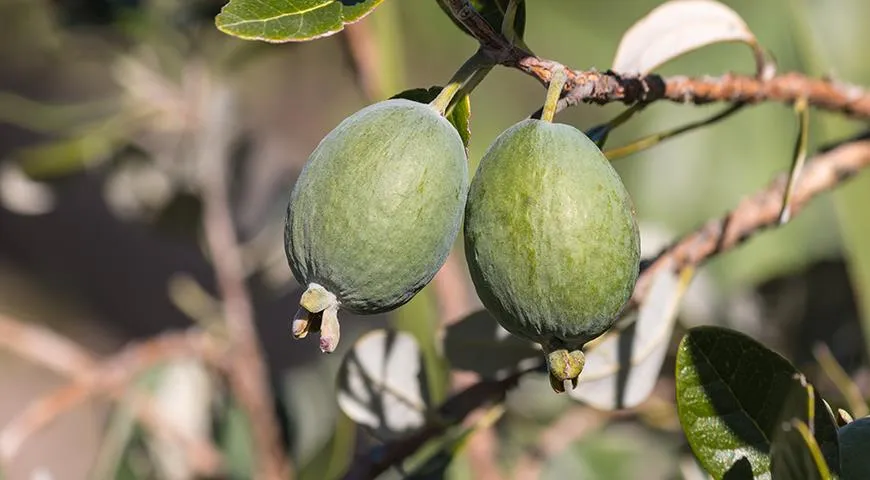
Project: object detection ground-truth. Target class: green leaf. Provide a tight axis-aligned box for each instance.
[215,0,386,43]
[390,87,472,151]
[443,310,541,379]
[675,326,837,479]
[436,0,526,43]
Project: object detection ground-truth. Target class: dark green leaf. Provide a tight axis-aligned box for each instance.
[443,310,540,379]
[676,326,809,479]
[215,0,386,43]
[436,0,526,42]
[390,87,472,150]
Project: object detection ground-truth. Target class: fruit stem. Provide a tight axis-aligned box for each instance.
[430,49,494,116]
[541,65,569,123]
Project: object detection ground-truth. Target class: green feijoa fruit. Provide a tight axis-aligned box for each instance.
[464,118,640,393]
[285,98,468,353]
[839,415,870,479]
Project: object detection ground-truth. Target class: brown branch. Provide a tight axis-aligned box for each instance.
[342,362,543,480]
[0,329,224,475]
[440,1,870,118]
[0,314,98,379]
[194,73,291,480]
[630,133,870,308]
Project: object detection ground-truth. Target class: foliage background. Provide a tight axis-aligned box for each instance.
[0,0,869,478]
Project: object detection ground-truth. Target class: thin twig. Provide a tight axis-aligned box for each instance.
[631,134,870,309]
[0,329,224,474]
[440,0,870,118]
[0,314,99,379]
[343,362,543,480]
[193,67,291,479]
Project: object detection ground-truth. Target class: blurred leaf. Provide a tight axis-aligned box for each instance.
[0,162,55,215]
[215,0,385,43]
[770,377,837,480]
[217,400,255,479]
[390,87,472,150]
[569,261,693,410]
[676,326,837,479]
[542,425,676,480]
[14,129,131,180]
[298,413,356,480]
[722,457,754,480]
[336,329,431,440]
[435,0,526,44]
[0,91,119,134]
[443,310,540,379]
[612,0,760,75]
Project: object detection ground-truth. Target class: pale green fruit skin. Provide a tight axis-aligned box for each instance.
[839,416,870,479]
[285,99,468,314]
[464,119,640,350]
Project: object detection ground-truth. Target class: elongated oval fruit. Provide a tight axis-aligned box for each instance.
[464,118,640,392]
[839,416,870,479]
[285,98,468,352]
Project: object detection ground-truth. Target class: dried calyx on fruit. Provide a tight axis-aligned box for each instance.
[284,62,483,352]
[463,67,641,393]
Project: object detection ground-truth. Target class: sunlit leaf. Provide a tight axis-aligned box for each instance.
[612,0,761,75]
[215,0,386,43]
[443,310,540,380]
[676,326,838,479]
[391,87,472,151]
[336,329,431,440]
[569,260,693,410]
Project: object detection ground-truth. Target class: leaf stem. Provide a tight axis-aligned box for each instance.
[430,50,493,116]
[541,66,568,123]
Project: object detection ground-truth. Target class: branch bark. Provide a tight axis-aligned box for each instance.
[440,0,870,118]
[630,133,870,309]
[0,328,224,475]
[194,69,291,480]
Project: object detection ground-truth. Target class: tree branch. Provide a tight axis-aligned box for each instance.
[0,328,224,475]
[631,132,870,308]
[440,1,870,118]
[194,72,292,479]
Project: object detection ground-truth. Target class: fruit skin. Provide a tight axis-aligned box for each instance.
[285,98,468,316]
[839,416,870,479]
[463,118,640,389]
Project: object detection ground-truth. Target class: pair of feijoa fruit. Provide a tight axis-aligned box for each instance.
[284,83,640,392]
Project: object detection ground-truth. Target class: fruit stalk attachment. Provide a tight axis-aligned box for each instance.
[541,65,568,123]
[430,49,494,116]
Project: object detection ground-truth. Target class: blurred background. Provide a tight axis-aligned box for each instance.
[1,0,869,479]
